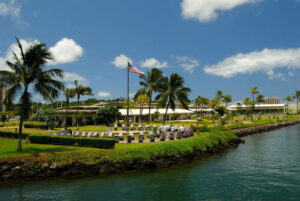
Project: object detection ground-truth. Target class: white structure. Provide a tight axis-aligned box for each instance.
[227,104,288,114]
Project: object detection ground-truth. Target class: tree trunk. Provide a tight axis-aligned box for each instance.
[297,98,299,114]
[17,114,23,152]
[148,90,152,124]
[76,96,79,130]
[65,98,68,130]
[139,103,142,124]
[163,102,170,125]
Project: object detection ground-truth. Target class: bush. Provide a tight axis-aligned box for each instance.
[29,135,115,149]
[0,131,29,139]
[199,124,210,132]
[31,108,59,127]
[94,106,121,126]
[24,121,49,129]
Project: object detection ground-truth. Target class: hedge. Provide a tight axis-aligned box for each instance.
[29,135,115,149]
[0,131,29,139]
[24,121,49,129]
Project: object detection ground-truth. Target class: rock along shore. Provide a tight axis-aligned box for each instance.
[0,119,299,181]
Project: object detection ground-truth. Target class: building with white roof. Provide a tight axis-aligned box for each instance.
[227,104,287,114]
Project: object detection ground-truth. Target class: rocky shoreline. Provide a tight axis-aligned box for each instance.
[1,119,299,181]
[232,119,300,137]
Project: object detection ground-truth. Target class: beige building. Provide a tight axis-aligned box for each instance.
[263,96,280,104]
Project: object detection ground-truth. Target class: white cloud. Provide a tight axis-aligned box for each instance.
[176,56,200,73]
[49,38,84,65]
[129,92,135,98]
[97,91,111,98]
[203,47,300,79]
[63,72,88,82]
[288,72,295,77]
[140,58,168,68]
[0,38,84,70]
[111,54,132,68]
[181,0,261,23]
[0,0,21,19]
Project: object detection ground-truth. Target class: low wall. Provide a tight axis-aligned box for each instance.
[232,120,300,137]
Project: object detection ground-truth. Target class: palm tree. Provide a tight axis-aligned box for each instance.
[64,87,75,130]
[0,38,64,152]
[209,97,221,124]
[236,102,242,115]
[251,87,259,120]
[256,94,264,114]
[155,73,191,124]
[74,80,93,130]
[136,68,163,124]
[223,94,232,113]
[136,94,149,124]
[216,90,224,99]
[284,96,293,114]
[294,91,300,114]
[194,96,202,113]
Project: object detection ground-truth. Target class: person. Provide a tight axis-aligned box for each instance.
[48,127,51,135]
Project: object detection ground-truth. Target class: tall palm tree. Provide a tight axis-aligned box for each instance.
[136,94,149,124]
[136,68,163,124]
[74,80,93,130]
[0,38,64,152]
[294,91,300,114]
[155,73,191,124]
[284,96,292,115]
[64,87,75,130]
[251,87,259,120]
[216,90,224,99]
[223,94,232,113]
[209,97,221,124]
[236,102,242,115]
[256,94,264,114]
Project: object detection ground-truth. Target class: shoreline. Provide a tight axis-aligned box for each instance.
[0,119,299,181]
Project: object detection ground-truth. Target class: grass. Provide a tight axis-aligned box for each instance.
[0,114,299,164]
[0,131,237,164]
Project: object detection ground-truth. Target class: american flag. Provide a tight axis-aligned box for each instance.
[128,62,145,75]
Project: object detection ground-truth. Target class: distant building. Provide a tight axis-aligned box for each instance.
[0,85,5,112]
[263,96,280,104]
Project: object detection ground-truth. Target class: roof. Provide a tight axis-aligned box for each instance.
[118,108,195,116]
[228,104,286,109]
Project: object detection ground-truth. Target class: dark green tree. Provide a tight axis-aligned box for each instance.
[135,68,163,124]
[155,73,191,124]
[94,106,121,126]
[73,80,93,130]
[0,38,64,151]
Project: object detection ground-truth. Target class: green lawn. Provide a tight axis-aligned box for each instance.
[0,130,237,164]
[0,138,97,160]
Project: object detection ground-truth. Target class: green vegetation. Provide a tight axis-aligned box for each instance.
[73,80,93,130]
[29,135,115,148]
[94,106,121,126]
[31,108,59,127]
[0,131,237,163]
[0,38,64,152]
[155,73,191,124]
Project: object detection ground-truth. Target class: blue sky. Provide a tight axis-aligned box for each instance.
[1,0,300,104]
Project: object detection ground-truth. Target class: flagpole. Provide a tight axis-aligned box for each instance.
[127,62,129,132]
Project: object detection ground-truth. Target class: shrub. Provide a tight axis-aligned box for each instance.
[94,106,121,126]
[199,124,210,132]
[29,135,115,148]
[31,108,59,127]
[24,121,49,129]
[0,131,29,139]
